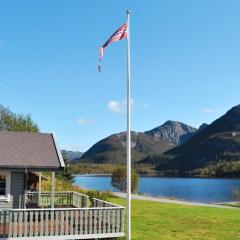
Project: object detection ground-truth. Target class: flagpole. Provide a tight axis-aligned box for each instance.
[126,9,131,240]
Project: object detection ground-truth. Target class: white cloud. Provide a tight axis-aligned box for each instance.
[107,99,135,113]
[77,118,95,125]
[108,101,123,113]
[201,107,216,113]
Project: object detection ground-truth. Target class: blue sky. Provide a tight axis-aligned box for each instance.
[1,0,240,151]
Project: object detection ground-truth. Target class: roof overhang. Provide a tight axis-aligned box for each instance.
[0,166,64,172]
[51,133,65,168]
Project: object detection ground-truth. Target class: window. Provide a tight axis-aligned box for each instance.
[0,171,11,202]
[0,175,6,196]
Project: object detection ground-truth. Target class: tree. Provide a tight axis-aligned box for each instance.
[57,153,74,183]
[233,188,240,201]
[0,105,39,132]
[111,166,139,193]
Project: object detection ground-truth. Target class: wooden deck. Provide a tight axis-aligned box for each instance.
[25,191,89,208]
[0,192,124,239]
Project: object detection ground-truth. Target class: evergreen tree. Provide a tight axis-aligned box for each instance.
[57,153,74,183]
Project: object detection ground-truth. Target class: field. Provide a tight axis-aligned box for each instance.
[111,198,240,240]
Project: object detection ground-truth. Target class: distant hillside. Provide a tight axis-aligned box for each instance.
[145,120,197,145]
[150,105,240,177]
[79,131,175,165]
[61,150,83,161]
[77,121,197,165]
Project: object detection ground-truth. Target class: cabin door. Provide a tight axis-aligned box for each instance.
[11,172,25,208]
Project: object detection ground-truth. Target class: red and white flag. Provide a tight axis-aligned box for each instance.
[98,23,128,72]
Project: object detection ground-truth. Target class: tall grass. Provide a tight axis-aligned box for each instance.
[41,174,86,193]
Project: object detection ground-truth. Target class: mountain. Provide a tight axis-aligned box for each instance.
[61,150,83,161]
[145,120,197,145]
[198,123,208,132]
[153,105,240,177]
[79,131,175,164]
[78,121,197,165]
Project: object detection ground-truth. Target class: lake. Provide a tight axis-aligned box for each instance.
[74,176,240,203]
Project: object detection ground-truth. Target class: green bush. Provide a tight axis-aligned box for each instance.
[86,190,115,206]
[232,188,240,201]
[111,166,139,193]
[57,154,74,183]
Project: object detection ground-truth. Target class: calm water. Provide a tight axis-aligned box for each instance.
[74,176,240,203]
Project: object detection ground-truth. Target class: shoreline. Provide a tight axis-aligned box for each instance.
[74,173,240,180]
[114,192,240,209]
[74,176,240,205]
[73,180,240,208]
[73,173,112,177]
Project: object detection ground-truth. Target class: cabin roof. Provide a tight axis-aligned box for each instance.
[0,131,65,170]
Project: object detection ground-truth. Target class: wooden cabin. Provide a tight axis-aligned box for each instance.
[0,131,124,239]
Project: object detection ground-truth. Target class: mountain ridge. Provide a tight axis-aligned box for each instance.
[152,105,240,177]
[77,121,197,164]
[61,150,83,162]
[145,120,197,145]
[72,104,240,177]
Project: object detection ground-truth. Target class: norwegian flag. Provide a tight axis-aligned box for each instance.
[98,23,128,72]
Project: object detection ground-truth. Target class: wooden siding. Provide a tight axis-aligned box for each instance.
[0,196,13,210]
[0,172,24,210]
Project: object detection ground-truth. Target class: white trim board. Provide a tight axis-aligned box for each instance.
[0,170,11,202]
[3,232,124,240]
[52,133,65,168]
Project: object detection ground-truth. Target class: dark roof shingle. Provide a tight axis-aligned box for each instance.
[0,131,64,170]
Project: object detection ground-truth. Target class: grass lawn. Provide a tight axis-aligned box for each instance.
[111,198,240,240]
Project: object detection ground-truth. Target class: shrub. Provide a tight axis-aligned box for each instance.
[111,166,139,193]
[232,188,240,201]
[57,154,74,183]
[86,190,115,206]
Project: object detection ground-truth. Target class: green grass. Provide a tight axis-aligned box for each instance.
[111,198,240,240]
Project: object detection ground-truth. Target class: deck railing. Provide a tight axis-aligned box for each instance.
[0,201,124,239]
[26,191,89,208]
[92,198,123,208]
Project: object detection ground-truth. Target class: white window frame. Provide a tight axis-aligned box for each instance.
[0,171,11,202]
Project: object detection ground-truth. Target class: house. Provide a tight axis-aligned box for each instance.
[0,131,124,239]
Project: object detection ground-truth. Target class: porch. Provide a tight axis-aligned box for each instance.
[0,191,124,239]
[0,132,124,239]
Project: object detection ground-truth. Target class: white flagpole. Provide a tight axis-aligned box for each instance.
[126,9,131,240]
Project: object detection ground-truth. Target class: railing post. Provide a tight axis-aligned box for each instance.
[51,172,55,209]
[71,192,73,206]
[120,208,124,233]
[23,193,27,209]
[23,169,28,209]
[2,210,7,238]
[38,172,42,207]
[83,196,87,208]
[93,198,96,208]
